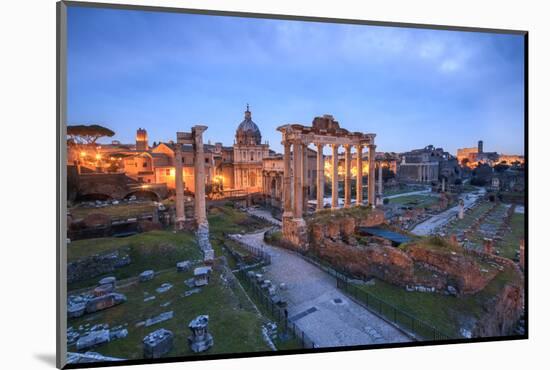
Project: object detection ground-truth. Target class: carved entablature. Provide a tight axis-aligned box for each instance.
[277,114,375,147]
[176,132,194,145]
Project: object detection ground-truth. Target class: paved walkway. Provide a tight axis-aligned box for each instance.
[411,188,486,236]
[236,231,411,348]
[246,208,282,226]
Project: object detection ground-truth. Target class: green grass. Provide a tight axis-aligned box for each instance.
[388,195,439,209]
[68,230,201,291]
[69,202,157,220]
[498,213,525,260]
[352,264,521,340]
[445,202,493,234]
[68,268,272,359]
[67,205,296,360]
[383,185,427,196]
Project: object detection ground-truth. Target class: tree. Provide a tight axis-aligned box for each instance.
[67,124,115,146]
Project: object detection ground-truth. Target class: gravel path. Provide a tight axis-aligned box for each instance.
[235,231,411,348]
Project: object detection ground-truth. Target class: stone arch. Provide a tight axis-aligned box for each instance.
[123,190,160,201]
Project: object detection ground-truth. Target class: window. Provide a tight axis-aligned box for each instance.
[205,158,209,163]
[251,152,254,161]
[165,169,170,175]
[143,162,148,168]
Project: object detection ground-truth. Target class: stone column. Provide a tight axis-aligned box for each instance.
[316,143,324,211]
[293,139,303,218]
[378,162,383,196]
[192,125,207,225]
[356,144,363,206]
[302,143,308,214]
[442,177,446,192]
[344,145,351,208]
[368,144,376,206]
[331,144,339,209]
[283,141,293,218]
[175,144,185,229]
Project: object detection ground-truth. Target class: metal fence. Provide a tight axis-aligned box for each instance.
[225,234,272,265]
[336,277,451,341]
[238,270,316,349]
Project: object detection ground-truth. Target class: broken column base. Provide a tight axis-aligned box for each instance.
[187,333,214,353]
[282,216,308,252]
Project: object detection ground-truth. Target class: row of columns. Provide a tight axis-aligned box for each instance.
[283,140,377,220]
[417,163,437,182]
[174,126,208,229]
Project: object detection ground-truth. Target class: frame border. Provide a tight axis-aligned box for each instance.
[56,1,529,369]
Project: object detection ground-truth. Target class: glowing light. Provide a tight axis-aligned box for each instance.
[80,151,86,157]
[95,154,102,160]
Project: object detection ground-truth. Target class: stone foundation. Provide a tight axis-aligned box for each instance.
[282,216,308,252]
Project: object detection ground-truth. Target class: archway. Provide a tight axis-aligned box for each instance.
[124,190,160,201]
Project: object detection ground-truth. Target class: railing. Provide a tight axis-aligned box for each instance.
[336,277,451,341]
[225,234,272,265]
[238,270,316,349]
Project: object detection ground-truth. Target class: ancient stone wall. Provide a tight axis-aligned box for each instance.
[67,250,131,284]
[471,282,523,337]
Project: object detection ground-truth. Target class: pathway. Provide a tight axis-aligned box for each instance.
[246,207,282,226]
[236,231,411,348]
[411,188,486,236]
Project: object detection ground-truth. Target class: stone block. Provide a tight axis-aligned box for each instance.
[85,293,127,314]
[143,329,174,359]
[76,330,110,350]
[176,261,192,272]
[139,270,155,282]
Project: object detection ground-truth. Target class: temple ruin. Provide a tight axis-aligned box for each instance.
[277,115,376,247]
[174,125,209,229]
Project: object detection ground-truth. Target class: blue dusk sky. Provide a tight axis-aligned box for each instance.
[67,6,525,155]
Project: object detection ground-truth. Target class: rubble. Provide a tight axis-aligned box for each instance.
[155,283,173,294]
[67,351,125,364]
[76,329,110,350]
[145,311,174,327]
[139,270,155,282]
[183,288,202,297]
[187,315,214,352]
[193,266,212,287]
[196,223,215,261]
[143,328,174,359]
[85,293,127,314]
[176,260,192,272]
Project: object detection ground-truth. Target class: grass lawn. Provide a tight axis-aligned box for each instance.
[445,202,493,233]
[384,185,427,196]
[388,194,439,209]
[353,264,519,339]
[68,230,201,291]
[498,213,525,260]
[69,202,157,220]
[68,268,272,360]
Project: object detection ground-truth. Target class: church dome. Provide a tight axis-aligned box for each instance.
[236,105,262,145]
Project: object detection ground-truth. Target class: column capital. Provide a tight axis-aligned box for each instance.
[368,144,377,150]
[343,143,352,151]
[331,143,340,149]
